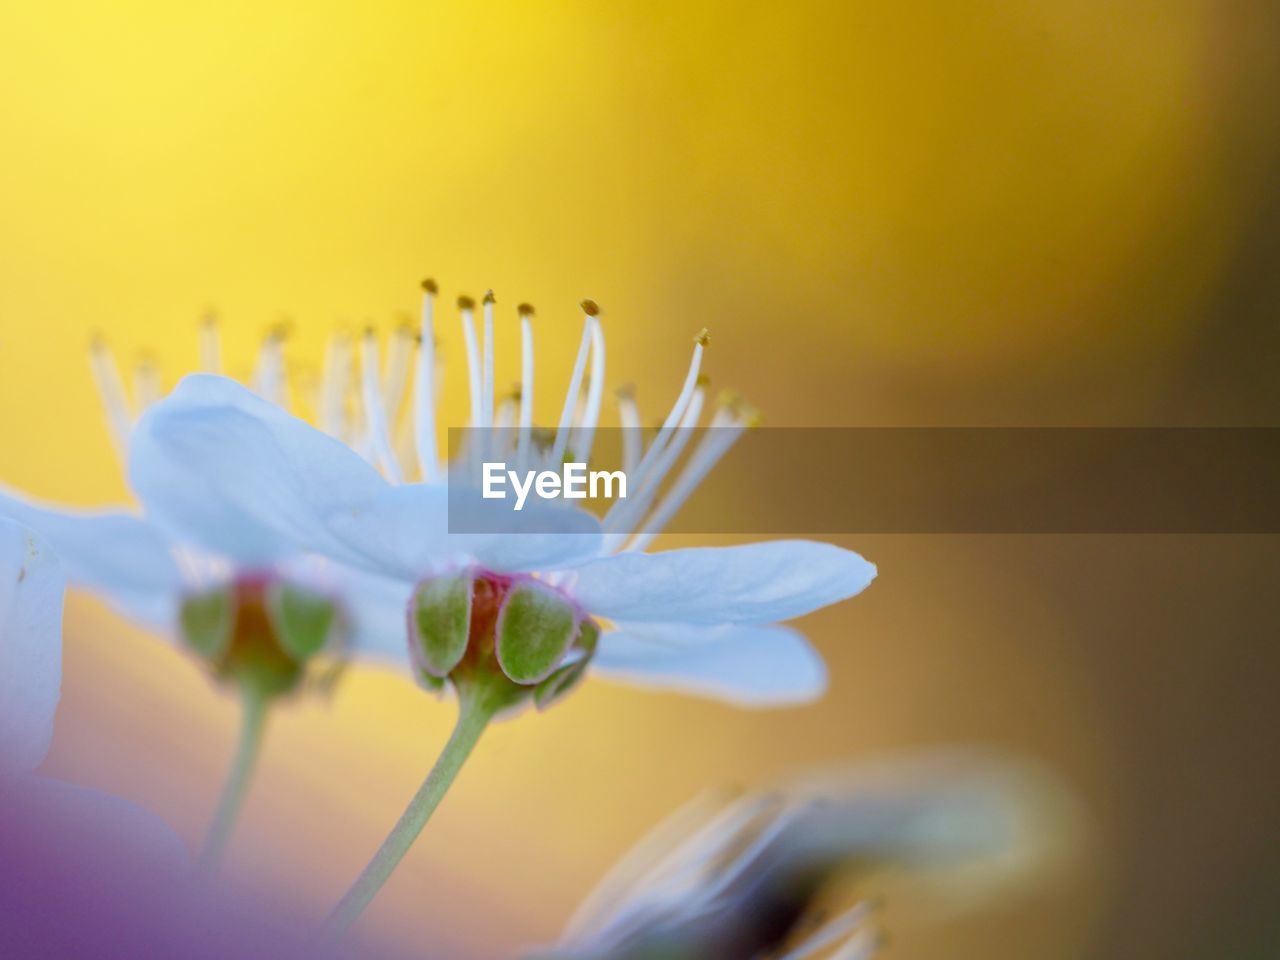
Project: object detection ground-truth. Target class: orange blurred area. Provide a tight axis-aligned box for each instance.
[2,1,1278,957]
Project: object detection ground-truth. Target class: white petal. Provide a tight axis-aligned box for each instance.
[0,519,63,774]
[571,540,876,625]
[592,622,827,706]
[129,374,391,568]
[0,487,183,630]
[329,484,603,581]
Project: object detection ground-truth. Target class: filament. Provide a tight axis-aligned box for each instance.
[199,314,220,373]
[89,337,134,461]
[574,308,606,464]
[360,329,404,483]
[517,303,535,470]
[413,280,440,482]
[624,405,747,553]
[551,313,593,465]
[628,332,707,493]
[616,387,642,476]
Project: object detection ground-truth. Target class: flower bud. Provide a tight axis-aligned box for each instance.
[178,576,344,699]
[407,569,598,710]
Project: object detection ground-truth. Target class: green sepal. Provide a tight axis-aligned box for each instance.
[266,583,341,662]
[533,619,599,709]
[415,668,447,696]
[411,572,473,677]
[533,656,589,711]
[179,586,235,662]
[576,620,600,656]
[495,581,578,685]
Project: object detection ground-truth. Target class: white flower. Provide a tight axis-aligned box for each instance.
[536,754,1065,960]
[0,517,184,867]
[0,331,414,683]
[130,285,877,708]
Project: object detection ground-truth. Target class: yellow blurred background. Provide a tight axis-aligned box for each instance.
[2,1,1279,957]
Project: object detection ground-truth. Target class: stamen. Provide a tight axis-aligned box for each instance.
[573,302,606,464]
[602,383,704,547]
[199,313,220,373]
[319,333,351,439]
[458,295,483,431]
[623,401,752,553]
[134,353,161,412]
[252,326,288,406]
[383,319,414,419]
[481,291,496,434]
[550,310,594,465]
[616,385,642,475]
[627,331,709,492]
[413,279,440,482]
[516,303,535,470]
[360,328,404,483]
[88,334,134,460]
[494,391,517,433]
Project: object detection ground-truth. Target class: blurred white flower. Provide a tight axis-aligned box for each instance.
[0,329,415,871]
[0,329,414,676]
[535,753,1071,960]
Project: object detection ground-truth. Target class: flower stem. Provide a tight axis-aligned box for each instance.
[322,682,499,937]
[198,685,270,875]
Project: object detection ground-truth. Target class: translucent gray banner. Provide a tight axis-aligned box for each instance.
[446,428,1280,534]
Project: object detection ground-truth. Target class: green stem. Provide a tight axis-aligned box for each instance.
[323,682,498,936]
[198,686,270,875]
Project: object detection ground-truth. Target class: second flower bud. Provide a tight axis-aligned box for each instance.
[408,569,598,713]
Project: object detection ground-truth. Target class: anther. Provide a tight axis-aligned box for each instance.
[694,328,710,346]
[457,295,476,311]
[517,302,536,317]
[580,299,600,317]
[420,277,439,294]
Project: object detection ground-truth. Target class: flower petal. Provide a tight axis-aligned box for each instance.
[328,484,603,581]
[0,487,183,630]
[591,622,827,706]
[129,374,390,568]
[570,540,876,625]
[0,519,64,774]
